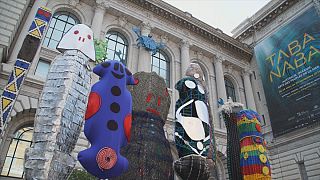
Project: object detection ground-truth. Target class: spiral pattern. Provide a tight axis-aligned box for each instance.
[96,147,117,170]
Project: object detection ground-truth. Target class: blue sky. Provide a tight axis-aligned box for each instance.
[162,0,270,36]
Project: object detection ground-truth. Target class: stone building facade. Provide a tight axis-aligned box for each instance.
[232,0,320,179]
[1,0,317,179]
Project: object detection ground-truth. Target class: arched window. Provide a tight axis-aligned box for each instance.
[43,11,80,49]
[1,127,33,178]
[225,78,236,101]
[105,31,128,65]
[151,50,170,87]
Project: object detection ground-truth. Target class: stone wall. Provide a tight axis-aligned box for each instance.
[0,0,30,62]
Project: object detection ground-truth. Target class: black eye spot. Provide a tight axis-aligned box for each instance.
[110,102,120,113]
[114,63,119,71]
[107,120,118,131]
[111,86,121,96]
[125,68,132,76]
[102,62,110,68]
[119,64,124,73]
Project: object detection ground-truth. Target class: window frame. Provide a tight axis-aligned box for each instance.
[0,127,33,178]
[43,11,80,49]
[151,50,170,87]
[225,78,236,102]
[34,59,51,78]
[105,31,129,65]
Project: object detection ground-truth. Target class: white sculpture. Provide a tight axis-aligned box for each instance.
[57,24,95,61]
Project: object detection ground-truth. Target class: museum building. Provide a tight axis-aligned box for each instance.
[0,0,319,179]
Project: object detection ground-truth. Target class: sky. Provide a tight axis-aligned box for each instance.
[162,0,271,36]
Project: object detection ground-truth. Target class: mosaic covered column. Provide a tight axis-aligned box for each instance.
[0,7,52,136]
[114,72,173,180]
[24,24,95,179]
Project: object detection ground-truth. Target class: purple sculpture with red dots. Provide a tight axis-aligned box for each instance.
[78,60,138,179]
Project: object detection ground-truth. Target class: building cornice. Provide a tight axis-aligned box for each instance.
[232,0,300,41]
[125,0,253,60]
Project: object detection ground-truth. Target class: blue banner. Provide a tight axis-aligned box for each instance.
[254,7,320,137]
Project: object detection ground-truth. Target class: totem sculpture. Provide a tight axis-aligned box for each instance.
[78,60,137,179]
[185,63,216,162]
[221,99,271,180]
[237,110,271,180]
[114,72,173,180]
[24,24,95,179]
[174,63,215,180]
[0,7,52,136]
[220,98,244,180]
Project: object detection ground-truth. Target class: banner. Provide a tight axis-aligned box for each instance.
[254,7,320,137]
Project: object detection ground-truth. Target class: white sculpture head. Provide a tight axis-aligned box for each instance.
[57,24,95,61]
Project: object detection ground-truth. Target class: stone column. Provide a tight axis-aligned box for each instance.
[180,39,190,75]
[8,0,49,64]
[213,56,227,102]
[209,74,220,128]
[243,70,256,111]
[91,4,106,39]
[137,22,152,72]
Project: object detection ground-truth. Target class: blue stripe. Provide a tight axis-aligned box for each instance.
[239,131,262,139]
[15,59,30,69]
[2,91,16,100]
[240,155,270,166]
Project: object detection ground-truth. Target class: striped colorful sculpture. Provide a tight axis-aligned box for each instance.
[0,6,52,135]
[237,109,271,180]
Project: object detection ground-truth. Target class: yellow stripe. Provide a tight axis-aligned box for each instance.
[244,174,271,180]
[241,144,264,153]
[237,117,261,126]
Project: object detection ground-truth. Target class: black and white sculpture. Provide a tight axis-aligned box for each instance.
[174,63,215,180]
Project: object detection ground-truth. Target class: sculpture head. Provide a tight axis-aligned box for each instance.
[93,60,137,85]
[175,77,205,101]
[185,63,205,88]
[129,72,171,122]
[57,24,95,61]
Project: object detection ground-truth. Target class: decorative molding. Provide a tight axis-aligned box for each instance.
[235,0,299,41]
[117,16,128,28]
[195,51,203,60]
[95,0,110,9]
[179,39,189,49]
[125,0,252,60]
[68,0,79,7]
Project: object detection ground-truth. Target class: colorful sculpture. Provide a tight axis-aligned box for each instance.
[24,24,95,179]
[78,60,137,179]
[114,72,173,180]
[174,63,216,180]
[221,99,271,180]
[237,110,271,180]
[0,6,52,135]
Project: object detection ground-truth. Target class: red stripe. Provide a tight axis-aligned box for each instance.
[240,137,254,147]
[241,164,268,175]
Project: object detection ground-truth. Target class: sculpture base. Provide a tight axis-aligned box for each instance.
[173,155,210,180]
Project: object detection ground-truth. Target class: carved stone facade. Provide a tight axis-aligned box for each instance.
[0,0,264,179]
